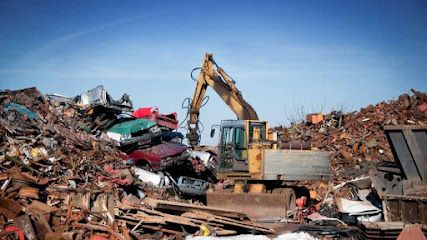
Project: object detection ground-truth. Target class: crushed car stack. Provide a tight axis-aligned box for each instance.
[0,86,270,240]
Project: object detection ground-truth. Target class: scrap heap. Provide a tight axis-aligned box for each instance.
[276,89,427,178]
[0,87,271,240]
[274,89,427,239]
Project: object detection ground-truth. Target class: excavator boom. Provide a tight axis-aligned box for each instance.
[186,53,258,148]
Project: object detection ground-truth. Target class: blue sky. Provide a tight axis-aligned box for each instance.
[1,1,426,144]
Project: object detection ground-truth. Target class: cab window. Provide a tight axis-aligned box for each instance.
[249,123,266,142]
[235,127,245,149]
[221,127,234,146]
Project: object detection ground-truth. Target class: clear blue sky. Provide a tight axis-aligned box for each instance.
[1,1,426,144]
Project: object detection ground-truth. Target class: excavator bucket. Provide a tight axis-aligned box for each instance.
[206,189,296,220]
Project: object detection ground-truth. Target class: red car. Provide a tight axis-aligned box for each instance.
[126,142,188,170]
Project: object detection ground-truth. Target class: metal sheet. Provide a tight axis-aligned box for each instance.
[384,195,427,224]
[358,221,427,240]
[263,150,329,180]
[387,131,421,181]
[369,169,403,198]
[207,191,294,220]
[385,126,427,182]
[402,130,427,181]
[107,119,156,135]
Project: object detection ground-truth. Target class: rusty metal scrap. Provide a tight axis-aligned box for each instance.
[276,89,427,179]
[0,87,258,239]
[3,85,425,239]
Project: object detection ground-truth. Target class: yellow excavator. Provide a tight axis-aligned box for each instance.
[186,53,329,220]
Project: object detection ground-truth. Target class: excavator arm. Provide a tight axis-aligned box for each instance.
[186,53,258,148]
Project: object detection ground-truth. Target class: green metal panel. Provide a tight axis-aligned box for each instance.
[107,119,156,135]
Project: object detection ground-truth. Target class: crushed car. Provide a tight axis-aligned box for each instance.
[126,142,188,171]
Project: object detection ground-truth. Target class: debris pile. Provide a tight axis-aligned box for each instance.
[285,124,427,239]
[269,89,427,239]
[2,84,426,239]
[0,87,266,240]
[276,89,427,177]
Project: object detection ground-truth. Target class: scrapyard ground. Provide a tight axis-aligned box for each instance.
[1,86,426,240]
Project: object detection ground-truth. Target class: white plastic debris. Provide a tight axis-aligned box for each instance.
[356,213,382,222]
[189,151,212,166]
[133,167,170,187]
[335,198,381,216]
[276,232,318,240]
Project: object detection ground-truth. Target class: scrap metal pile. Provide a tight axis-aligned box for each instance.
[296,122,427,239]
[0,87,269,240]
[273,89,427,239]
[276,89,427,178]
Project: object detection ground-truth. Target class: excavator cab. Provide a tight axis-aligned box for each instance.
[217,120,268,173]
